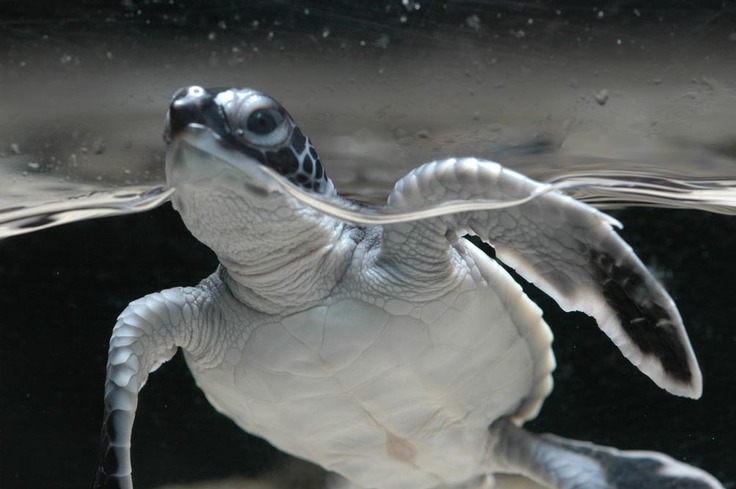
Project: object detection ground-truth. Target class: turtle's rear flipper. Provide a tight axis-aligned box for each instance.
[491,419,724,489]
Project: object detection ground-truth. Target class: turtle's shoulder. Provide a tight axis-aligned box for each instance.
[333,229,489,307]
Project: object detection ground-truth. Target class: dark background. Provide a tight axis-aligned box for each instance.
[2,195,734,489]
[1,1,735,488]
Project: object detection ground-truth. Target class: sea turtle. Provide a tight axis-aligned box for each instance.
[93,85,724,489]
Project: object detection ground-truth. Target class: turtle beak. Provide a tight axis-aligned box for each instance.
[165,124,281,197]
[163,86,229,145]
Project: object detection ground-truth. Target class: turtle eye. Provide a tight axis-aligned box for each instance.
[227,92,291,147]
[246,108,284,135]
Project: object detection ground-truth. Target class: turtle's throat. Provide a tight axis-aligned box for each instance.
[216,212,359,315]
[174,182,359,314]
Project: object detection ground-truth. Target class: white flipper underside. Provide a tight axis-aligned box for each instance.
[381,158,702,398]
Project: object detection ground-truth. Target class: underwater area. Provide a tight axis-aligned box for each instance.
[1,1,735,488]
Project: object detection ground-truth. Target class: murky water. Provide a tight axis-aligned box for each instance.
[3,8,736,237]
[1,3,735,489]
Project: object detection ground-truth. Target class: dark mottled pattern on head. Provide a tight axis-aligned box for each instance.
[259,127,329,193]
[219,88,332,194]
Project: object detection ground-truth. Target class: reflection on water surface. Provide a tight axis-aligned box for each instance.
[2,4,736,236]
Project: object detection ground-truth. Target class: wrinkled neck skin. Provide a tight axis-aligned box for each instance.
[173,185,359,315]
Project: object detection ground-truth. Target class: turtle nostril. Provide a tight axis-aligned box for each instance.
[171,87,208,115]
[172,85,205,102]
[166,86,212,139]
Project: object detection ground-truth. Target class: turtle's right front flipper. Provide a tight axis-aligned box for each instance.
[92,288,199,489]
[490,419,725,489]
[381,158,702,399]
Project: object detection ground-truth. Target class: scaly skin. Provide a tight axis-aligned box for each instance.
[94,227,554,489]
[186,237,554,489]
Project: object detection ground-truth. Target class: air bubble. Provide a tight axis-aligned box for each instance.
[374,34,390,49]
[466,14,481,31]
[92,138,107,155]
[594,89,610,105]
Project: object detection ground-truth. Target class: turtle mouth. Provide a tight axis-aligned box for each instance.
[165,125,280,195]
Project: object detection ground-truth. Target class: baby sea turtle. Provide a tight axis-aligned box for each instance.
[93,86,724,489]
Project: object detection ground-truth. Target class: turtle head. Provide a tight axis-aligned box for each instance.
[163,87,352,308]
[164,85,333,196]
[163,86,337,237]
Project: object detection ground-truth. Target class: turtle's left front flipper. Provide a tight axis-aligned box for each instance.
[381,158,701,399]
[490,419,725,489]
[92,288,200,489]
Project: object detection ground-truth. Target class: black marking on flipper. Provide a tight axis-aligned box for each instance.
[589,248,692,383]
[91,409,127,489]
